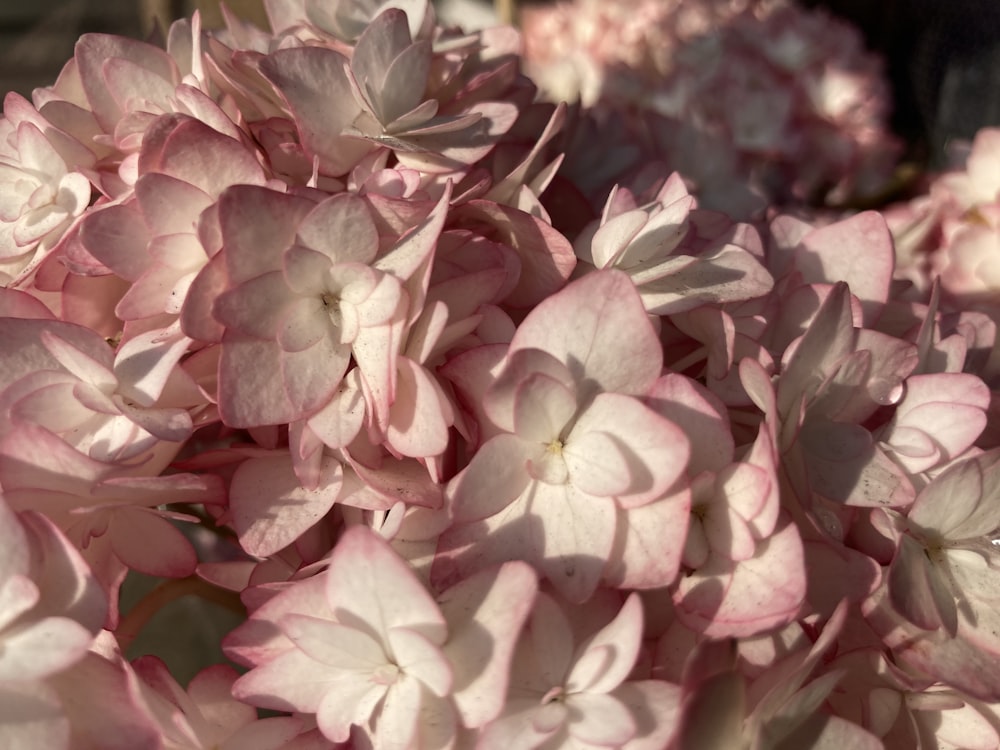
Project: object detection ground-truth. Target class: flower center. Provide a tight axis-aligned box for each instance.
[540,686,565,704]
[372,662,400,686]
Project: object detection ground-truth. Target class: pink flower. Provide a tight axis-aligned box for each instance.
[438,270,690,601]
[225,525,537,746]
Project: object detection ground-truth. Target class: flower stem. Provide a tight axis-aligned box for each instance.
[116,575,245,649]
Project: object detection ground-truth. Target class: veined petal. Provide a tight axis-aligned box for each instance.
[214,271,295,339]
[563,430,631,497]
[297,193,378,266]
[530,483,617,602]
[0,616,95,682]
[276,297,327,353]
[40,331,115,392]
[325,526,447,646]
[449,434,536,523]
[513,373,577,445]
[509,270,662,396]
[568,393,690,505]
[281,614,387,671]
[439,562,538,728]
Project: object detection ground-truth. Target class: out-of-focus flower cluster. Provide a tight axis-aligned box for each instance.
[2,0,1000,748]
[888,128,1000,313]
[523,0,900,219]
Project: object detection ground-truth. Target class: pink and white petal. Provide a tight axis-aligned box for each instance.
[776,283,856,417]
[794,212,894,327]
[717,462,771,528]
[565,691,637,746]
[587,210,648,268]
[258,47,373,176]
[674,523,806,638]
[325,526,447,644]
[280,335,352,417]
[351,272,404,329]
[135,173,212,236]
[567,593,643,695]
[155,119,268,197]
[563,429,632,498]
[413,690,459,750]
[569,393,690,505]
[78,204,150,280]
[277,297,328,353]
[387,627,452,697]
[530,483,617,603]
[603,484,690,589]
[115,400,192,444]
[230,453,343,557]
[0,422,106,493]
[438,561,538,728]
[374,185,451,291]
[223,575,329,667]
[232,649,331,714]
[448,434,536,523]
[484,348,576,437]
[217,717,304,750]
[476,699,556,750]
[348,318,402,431]
[0,499,29,583]
[219,187,314,284]
[10,382,92,433]
[283,245,332,297]
[218,337,289,426]
[704,504,757,563]
[891,404,984,473]
[0,287,55,319]
[510,270,661,395]
[48,650,162,749]
[0,615,93,682]
[297,194,378,266]
[907,454,984,538]
[280,615,386,671]
[616,680,682,750]
[386,356,451,458]
[112,322,193,406]
[213,271,296,338]
[40,330,115,390]
[513,373,577,444]
[888,535,956,633]
[315,675,388,743]
[0,682,69,750]
[865,584,1000,702]
[635,243,773,314]
[186,664,257,738]
[645,373,733,476]
[108,507,197,577]
[373,674,423,750]
[520,593,575,692]
[910,450,1000,542]
[307,369,365,449]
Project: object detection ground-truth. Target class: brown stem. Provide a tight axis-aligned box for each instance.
[116,575,245,649]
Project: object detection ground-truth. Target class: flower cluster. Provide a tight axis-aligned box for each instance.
[523,0,900,219]
[2,1,1000,748]
[888,128,1000,313]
